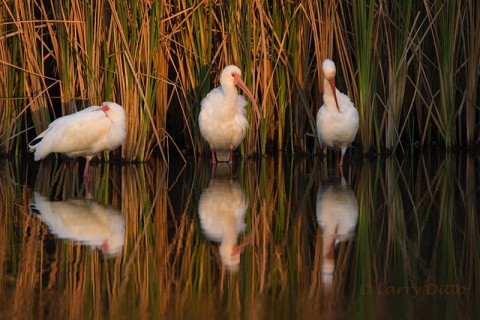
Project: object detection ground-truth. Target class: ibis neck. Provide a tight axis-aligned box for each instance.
[222,86,239,114]
[323,79,339,111]
[223,84,238,97]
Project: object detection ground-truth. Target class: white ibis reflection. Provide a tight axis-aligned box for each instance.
[316,176,358,287]
[29,192,125,257]
[198,171,250,271]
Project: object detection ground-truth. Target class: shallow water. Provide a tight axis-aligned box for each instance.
[0,151,479,319]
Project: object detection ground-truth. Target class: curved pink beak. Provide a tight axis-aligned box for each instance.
[328,78,340,112]
[233,73,261,119]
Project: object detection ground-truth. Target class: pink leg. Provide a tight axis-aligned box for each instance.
[211,150,217,179]
[100,240,109,254]
[211,149,217,165]
[83,158,91,177]
[228,149,234,165]
[228,149,234,178]
[83,178,92,198]
[339,147,347,167]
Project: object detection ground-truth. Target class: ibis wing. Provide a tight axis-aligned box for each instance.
[34,110,111,159]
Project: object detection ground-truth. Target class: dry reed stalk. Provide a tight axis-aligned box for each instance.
[153,8,174,160]
[422,0,461,148]
[0,162,14,311]
[0,4,20,154]
[14,0,52,134]
[250,0,269,155]
[463,1,480,145]
[381,0,417,152]
[106,0,166,162]
[43,0,83,115]
[332,1,357,104]
[84,0,106,103]
[43,0,106,111]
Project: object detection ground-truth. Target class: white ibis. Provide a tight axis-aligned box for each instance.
[316,59,359,166]
[199,65,260,166]
[316,176,358,287]
[29,192,125,256]
[29,102,126,177]
[198,173,249,271]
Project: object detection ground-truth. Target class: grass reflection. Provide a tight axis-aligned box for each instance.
[0,153,479,318]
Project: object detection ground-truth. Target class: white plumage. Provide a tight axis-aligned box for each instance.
[29,192,126,257]
[29,101,126,177]
[199,65,259,164]
[316,59,359,166]
[198,177,248,271]
[316,176,358,287]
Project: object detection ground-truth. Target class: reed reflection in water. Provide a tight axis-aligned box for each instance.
[0,152,479,319]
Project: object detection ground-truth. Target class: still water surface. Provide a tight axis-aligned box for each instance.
[0,151,479,319]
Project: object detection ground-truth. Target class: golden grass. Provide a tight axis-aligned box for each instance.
[0,0,479,158]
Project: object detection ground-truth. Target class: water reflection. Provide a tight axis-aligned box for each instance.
[28,161,125,256]
[316,175,358,288]
[29,192,125,256]
[0,153,479,319]
[198,163,249,271]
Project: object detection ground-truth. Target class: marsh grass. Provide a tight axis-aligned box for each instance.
[0,4,22,155]
[352,0,380,152]
[13,0,54,136]
[422,0,461,149]
[1,0,479,158]
[462,1,480,145]
[381,0,417,152]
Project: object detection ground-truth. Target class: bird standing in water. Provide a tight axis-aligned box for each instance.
[316,59,359,166]
[199,65,260,168]
[29,101,126,177]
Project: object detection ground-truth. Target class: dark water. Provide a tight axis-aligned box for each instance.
[0,151,479,319]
